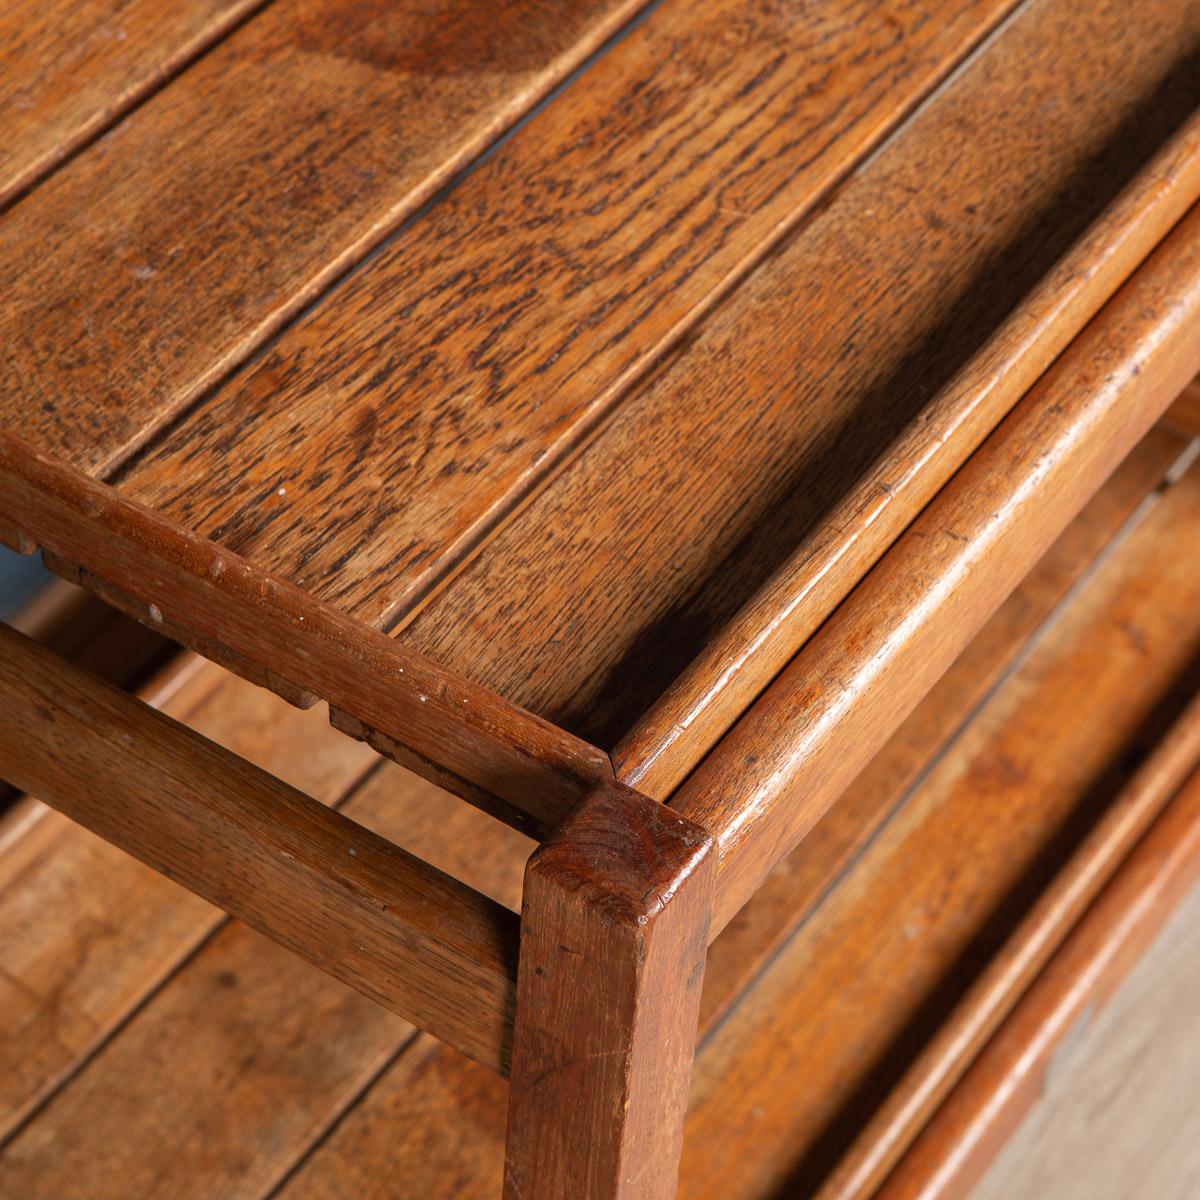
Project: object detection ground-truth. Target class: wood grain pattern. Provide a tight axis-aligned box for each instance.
[819,689,1200,1200]
[505,783,713,1199]
[0,0,650,476]
[400,0,1200,763]
[0,625,518,1073]
[0,432,611,834]
[1,434,1171,1198]
[675,457,1200,1200]
[675,199,1200,936]
[696,427,1189,1036]
[270,438,1200,1200]
[876,765,1200,1200]
[118,0,1020,630]
[0,0,265,209]
[621,105,1200,797]
[0,754,533,1199]
[0,654,379,1139]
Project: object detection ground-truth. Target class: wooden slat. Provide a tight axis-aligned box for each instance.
[0,731,532,1197]
[0,654,378,1135]
[0,433,611,834]
[874,765,1200,1200]
[0,0,652,476]
[116,0,1021,629]
[265,428,1200,1200]
[0,0,265,208]
[696,427,1189,1035]
[399,0,1200,763]
[623,106,1200,797]
[674,199,1200,937]
[0,625,518,1073]
[818,690,1200,1200]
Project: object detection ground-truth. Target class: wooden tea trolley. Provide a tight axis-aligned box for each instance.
[2,0,1200,1196]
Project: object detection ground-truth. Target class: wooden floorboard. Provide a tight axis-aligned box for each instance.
[0,661,378,1138]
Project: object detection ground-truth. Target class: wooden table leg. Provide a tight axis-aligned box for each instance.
[504,782,715,1199]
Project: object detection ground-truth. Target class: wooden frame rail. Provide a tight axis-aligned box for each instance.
[673,198,1200,936]
[0,623,519,1075]
[873,760,1200,1200]
[0,435,612,836]
[818,687,1200,1200]
[619,105,1200,799]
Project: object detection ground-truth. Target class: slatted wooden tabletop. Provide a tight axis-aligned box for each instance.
[3,5,1200,1194]
[3,0,1199,816]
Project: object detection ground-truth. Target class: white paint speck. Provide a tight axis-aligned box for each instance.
[148,604,163,624]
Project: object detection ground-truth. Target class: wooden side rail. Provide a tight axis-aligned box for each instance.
[817,687,1200,1200]
[0,623,519,1074]
[873,761,1200,1200]
[0,436,612,836]
[674,199,1200,936]
[617,103,1200,800]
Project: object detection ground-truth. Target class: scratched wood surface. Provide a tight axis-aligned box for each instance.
[0,0,652,475]
[400,0,1200,760]
[0,0,264,209]
[118,0,1019,627]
